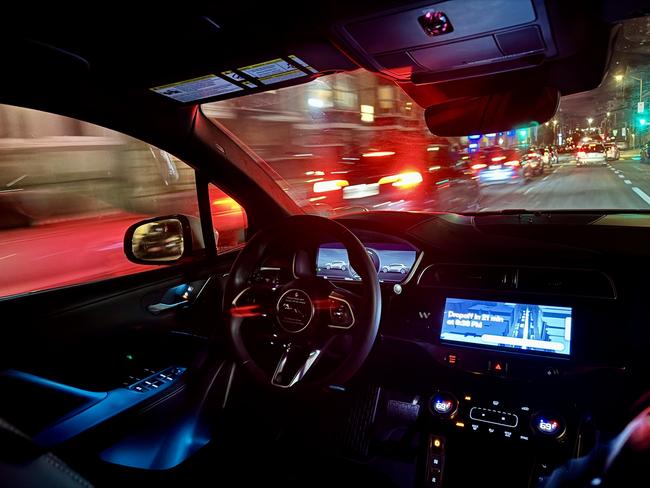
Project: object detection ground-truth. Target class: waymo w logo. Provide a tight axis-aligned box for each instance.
[418,312,431,319]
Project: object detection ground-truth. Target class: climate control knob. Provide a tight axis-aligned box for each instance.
[430,391,459,418]
[531,412,566,439]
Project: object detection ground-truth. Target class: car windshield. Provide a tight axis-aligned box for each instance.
[202,17,650,215]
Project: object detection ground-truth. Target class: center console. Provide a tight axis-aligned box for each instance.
[372,372,585,488]
[368,289,626,487]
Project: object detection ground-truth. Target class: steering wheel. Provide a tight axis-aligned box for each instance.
[223,215,382,391]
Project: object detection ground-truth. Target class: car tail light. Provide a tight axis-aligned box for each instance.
[504,160,520,167]
[491,156,506,162]
[471,163,487,170]
[313,179,349,193]
[577,151,586,158]
[378,171,423,188]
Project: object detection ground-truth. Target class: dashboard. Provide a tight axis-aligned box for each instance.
[296,212,646,379]
[316,211,650,486]
[313,212,642,376]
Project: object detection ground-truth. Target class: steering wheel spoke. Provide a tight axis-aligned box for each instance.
[326,286,360,330]
[270,343,323,388]
[229,283,277,320]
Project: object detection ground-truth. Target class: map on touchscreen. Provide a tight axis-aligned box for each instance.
[440,298,572,356]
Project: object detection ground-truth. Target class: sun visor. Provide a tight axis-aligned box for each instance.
[333,0,557,84]
[148,41,357,105]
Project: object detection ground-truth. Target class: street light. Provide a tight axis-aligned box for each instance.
[587,117,593,130]
[615,74,624,82]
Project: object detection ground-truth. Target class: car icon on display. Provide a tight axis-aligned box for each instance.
[325,260,347,271]
[381,263,409,274]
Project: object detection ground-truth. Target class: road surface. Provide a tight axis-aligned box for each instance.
[479,152,650,211]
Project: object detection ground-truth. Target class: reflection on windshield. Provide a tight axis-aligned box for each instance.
[203,17,650,215]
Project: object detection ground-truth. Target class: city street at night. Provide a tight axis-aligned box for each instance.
[479,152,650,211]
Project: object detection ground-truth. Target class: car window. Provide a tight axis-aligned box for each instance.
[0,104,200,298]
[582,144,605,152]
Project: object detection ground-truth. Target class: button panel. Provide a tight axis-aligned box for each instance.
[469,407,519,427]
[427,388,569,447]
[426,435,446,487]
[127,366,186,393]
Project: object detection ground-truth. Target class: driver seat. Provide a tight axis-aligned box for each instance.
[0,417,93,488]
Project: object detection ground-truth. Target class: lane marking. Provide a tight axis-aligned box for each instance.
[624,180,632,184]
[632,187,650,206]
[6,174,27,187]
[618,174,625,178]
[524,187,534,195]
[0,254,16,261]
[542,175,549,181]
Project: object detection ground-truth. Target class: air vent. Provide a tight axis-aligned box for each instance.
[516,268,615,298]
[419,264,615,298]
[418,264,513,289]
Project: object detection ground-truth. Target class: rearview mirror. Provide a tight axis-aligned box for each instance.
[424,86,559,137]
[124,215,202,264]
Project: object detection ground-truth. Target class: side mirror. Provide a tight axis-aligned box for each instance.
[124,214,203,265]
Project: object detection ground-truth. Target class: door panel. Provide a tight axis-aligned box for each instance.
[0,255,235,447]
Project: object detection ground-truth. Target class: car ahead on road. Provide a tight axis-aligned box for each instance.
[523,147,547,175]
[380,263,408,274]
[605,143,620,161]
[576,143,607,166]
[297,147,480,214]
[471,147,539,185]
[324,260,347,271]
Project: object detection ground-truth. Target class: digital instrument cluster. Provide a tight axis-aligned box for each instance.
[316,242,418,283]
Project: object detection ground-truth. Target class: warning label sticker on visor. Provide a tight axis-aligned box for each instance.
[151,75,242,102]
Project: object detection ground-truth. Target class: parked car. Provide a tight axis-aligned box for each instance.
[325,260,347,271]
[380,263,408,274]
[605,143,620,161]
[576,143,607,166]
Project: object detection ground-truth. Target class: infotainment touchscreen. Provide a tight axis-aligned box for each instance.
[440,298,572,356]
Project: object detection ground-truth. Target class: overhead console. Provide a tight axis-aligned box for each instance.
[333,0,557,84]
